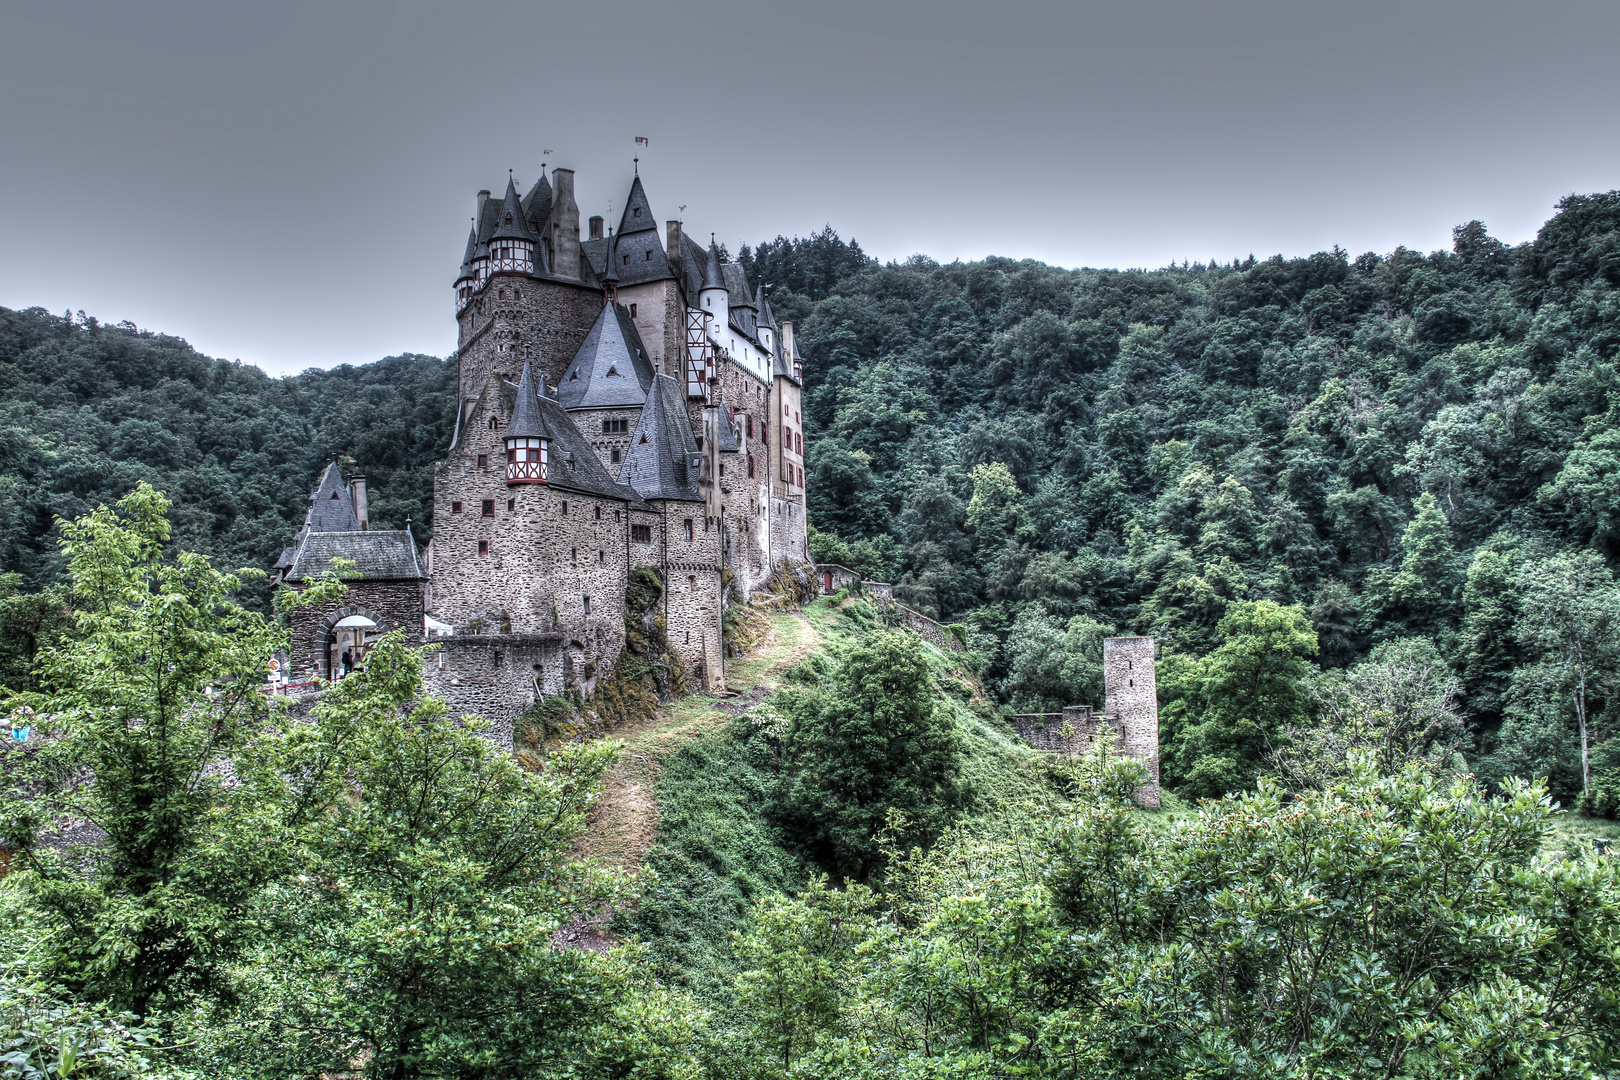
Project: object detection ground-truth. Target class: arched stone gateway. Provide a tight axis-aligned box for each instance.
[320,606,388,680]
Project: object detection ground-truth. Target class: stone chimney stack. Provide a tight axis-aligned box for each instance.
[588,215,604,240]
[351,476,368,530]
[476,189,490,219]
[666,220,682,254]
[549,168,580,279]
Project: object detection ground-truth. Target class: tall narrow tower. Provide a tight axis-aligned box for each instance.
[1103,636,1160,807]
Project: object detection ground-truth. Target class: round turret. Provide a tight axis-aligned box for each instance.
[489,177,537,277]
[504,359,551,485]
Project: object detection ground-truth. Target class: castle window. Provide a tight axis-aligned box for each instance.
[745,414,753,438]
[684,630,690,644]
[583,595,591,615]
[561,501,568,515]
[631,524,652,543]
[499,289,507,300]
[683,519,694,541]
[616,509,621,522]
[610,447,620,464]
[477,454,488,468]
[747,454,755,478]
[481,500,494,517]
[719,462,725,476]
[687,575,696,589]
[452,501,463,513]
[478,540,489,555]
[795,432,802,454]
[507,498,515,512]
[622,254,630,265]
[598,550,604,563]
[571,547,577,561]
[603,418,628,434]
[515,288,521,301]
[629,303,637,317]
[595,505,602,520]
[644,250,651,260]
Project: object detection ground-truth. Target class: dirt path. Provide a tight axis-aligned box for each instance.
[574,607,822,877]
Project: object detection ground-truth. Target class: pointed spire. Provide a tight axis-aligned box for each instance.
[702,240,726,292]
[307,462,361,532]
[504,357,552,440]
[602,231,620,286]
[490,175,531,241]
[617,174,656,235]
[455,224,477,281]
[756,284,778,330]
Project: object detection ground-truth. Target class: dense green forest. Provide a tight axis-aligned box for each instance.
[7,194,1620,811]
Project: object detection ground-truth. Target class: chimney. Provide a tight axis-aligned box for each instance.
[666,220,681,254]
[549,168,580,279]
[476,189,490,219]
[351,476,368,530]
[588,215,604,240]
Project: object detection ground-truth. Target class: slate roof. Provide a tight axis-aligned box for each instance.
[716,401,741,453]
[557,300,656,409]
[702,241,727,291]
[616,176,656,235]
[307,462,361,532]
[677,231,711,303]
[455,226,477,283]
[580,236,609,281]
[521,172,552,229]
[619,374,704,503]
[285,529,425,583]
[518,381,636,502]
[723,264,755,308]
[608,226,673,285]
[757,287,778,331]
[504,358,553,440]
[490,178,531,242]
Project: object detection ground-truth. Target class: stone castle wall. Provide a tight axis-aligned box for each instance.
[456,277,605,399]
[288,579,425,682]
[649,498,725,691]
[1010,706,1124,754]
[421,633,565,750]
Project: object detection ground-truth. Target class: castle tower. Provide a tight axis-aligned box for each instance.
[1103,636,1160,807]
[503,358,551,484]
[488,177,537,276]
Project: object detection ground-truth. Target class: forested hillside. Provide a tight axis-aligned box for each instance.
[0,308,452,597]
[5,193,1620,809]
[750,195,1620,809]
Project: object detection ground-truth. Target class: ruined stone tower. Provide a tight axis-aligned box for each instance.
[1103,636,1160,807]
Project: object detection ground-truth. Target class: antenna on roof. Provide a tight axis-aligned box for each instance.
[633,156,639,176]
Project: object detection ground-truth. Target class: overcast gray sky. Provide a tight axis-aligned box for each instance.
[2,0,1616,374]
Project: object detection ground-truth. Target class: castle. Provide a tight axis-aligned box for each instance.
[275,164,810,744]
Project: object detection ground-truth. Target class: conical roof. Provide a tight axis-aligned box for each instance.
[756,285,778,330]
[557,300,656,410]
[619,374,703,502]
[702,241,726,291]
[504,358,552,440]
[522,172,552,227]
[455,225,477,282]
[490,177,531,242]
[616,175,656,235]
[306,462,361,532]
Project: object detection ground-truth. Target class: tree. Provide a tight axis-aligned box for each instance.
[1381,491,1461,636]
[774,631,965,879]
[1163,599,1318,797]
[1271,636,1469,791]
[217,633,622,1080]
[965,462,1021,562]
[1512,549,1620,793]
[0,484,337,1016]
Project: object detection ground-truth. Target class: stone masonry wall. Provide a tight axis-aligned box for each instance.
[570,406,642,475]
[288,579,425,681]
[1010,706,1125,754]
[615,279,684,377]
[429,390,629,690]
[1103,636,1160,807]
[712,359,773,596]
[652,498,725,691]
[421,634,564,750]
[456,276,605,401]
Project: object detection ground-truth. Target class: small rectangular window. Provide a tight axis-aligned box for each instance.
[478,540,489,555]
[745,414,753,438]
[477,454,488,468]
[629,302,637,316]
[683,519,694,542]
[451,501,463,513]
[583,595,591,615]
[595,505,602,520]
[598,550,604,563]
[481,500,494,517]
[561,501,568,515]
[506,498,514,512]
[611,447,620,463]
[571,547,577,561]
[631,524,652,543]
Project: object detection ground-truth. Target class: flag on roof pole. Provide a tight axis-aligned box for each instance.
[635,136,649,146]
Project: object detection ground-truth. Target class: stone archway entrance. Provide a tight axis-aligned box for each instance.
[324,611,381,680]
